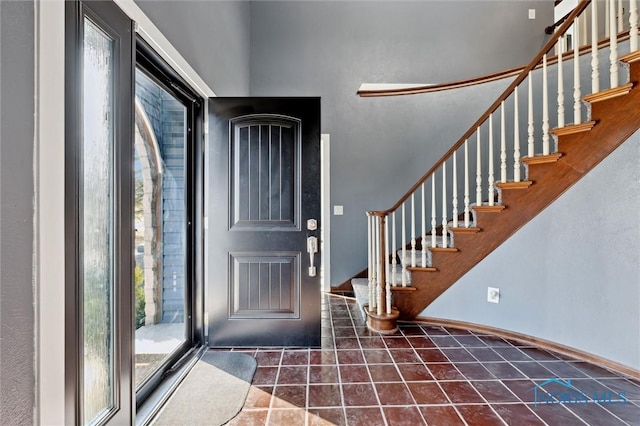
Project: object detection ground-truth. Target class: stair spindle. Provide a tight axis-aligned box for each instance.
[384,215,391,314]
[514,87,521,182]
[431,177,437,248]
[391,211,397,287]
[500,101,507,183]
[631,0,639,51]
[376,216,382,316]
[410,193,416,267]
[421,183,427,267]
[542,54,550,155]
[488,114,495,206]
[618,0,623,33]
[610,0,619,88]
[528,72,534,157]
[401,203,407,287]
[558,37,565,128]
[452,151,458,228]
[606,0,611,37]
[574,18,582,125]
[591,2,600,94]
[442,162,448,248]
[476,130,482,208]
[464,139,470,227]
[367,214,375,309]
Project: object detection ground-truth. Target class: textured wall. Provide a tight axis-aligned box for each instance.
[0,1,35,423]
[424,131,640,370]
[135,0,251,96]
[249,1,554,285]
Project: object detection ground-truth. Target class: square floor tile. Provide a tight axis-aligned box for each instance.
[397,363,434,381]
[336,350,365,365]
[362,349,393,364]
[439,381,485,404]
[344,407,385,426]
[428,362,465,381]
[272,385,307,409]
[382,405,425,425]
[374,382,415,406]
[470,380,520,403]
[342,383,379,406]
[456,404,503,425]
[339,364,370,383]
[368,364,401,382]
[455,363,496,380]
[419,405,465,425]
[307,408,346,426]
[492,403,545,425]
[309,365,339,384]
[277,366,308,385]
[407,381,449,404]
[308,384,342,408]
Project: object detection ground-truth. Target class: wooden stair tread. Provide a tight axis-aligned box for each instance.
[408,266,438,272]
[429,247,458,253]
[390,286,417,292]
[472,205,506,213]
[449,227,481,234]
[620,50,640,64]
[496,181,533,190]
[551,121,596,136]
[583,83,633,104]
[521,153,563,165]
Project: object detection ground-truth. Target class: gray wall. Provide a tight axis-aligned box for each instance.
[424,131,640,371]
[249,1,554,285]
[0,1,35,424]
[135,0,251,96]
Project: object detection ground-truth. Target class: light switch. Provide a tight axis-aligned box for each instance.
[528,9,535,19]
[333,205,344,215]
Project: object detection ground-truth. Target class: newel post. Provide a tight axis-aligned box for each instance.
[364,211,399,335]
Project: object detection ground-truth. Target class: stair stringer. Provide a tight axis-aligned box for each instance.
[393,60,640,320]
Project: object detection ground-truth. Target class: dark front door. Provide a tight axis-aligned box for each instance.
[208,98,321,347]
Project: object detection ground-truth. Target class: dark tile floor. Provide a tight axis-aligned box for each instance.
[224,295,640,425]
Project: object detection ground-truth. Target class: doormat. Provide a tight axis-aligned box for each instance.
[152,351,257,426]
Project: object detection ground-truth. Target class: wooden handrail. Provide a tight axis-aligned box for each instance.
[382,0,591,215]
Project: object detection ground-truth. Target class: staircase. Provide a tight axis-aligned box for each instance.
[358,0,640,332]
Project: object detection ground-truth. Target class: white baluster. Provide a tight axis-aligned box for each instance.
[606,0,611,36]
[631,0,639,51]
[618,0,623,32]
[384,215,391,314]
[410,194,416,267]
[528,72,535,157]
[421,183,427,267]
[574,18,582,125]
[442,163,448,248]
[431,177,437,248]
[542,54,550,155]
[370,216,377,310]
[476,130,482,207]
[558,37,565,128]
[376,216,382,316]
[514,87,521,182]
[500,102,507,183]
[488,114,495,206]
[367,215,373,309]
[610,0,619,88]
[391,211,397,287]
[592,3,600,94]
[401,203,406,287]
[452,151,458,228]
[464,139,470,227]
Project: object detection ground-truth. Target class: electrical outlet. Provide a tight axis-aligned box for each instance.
[333,205,344,215]
[487,287,500,303]
[528,9,536,20]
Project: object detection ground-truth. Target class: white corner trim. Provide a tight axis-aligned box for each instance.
[321,134,331,292]
[36,1,66,424]
[113,0,216,98]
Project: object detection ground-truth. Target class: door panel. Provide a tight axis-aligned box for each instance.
[208,98,321,347]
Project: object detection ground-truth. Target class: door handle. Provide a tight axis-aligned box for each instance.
[307,236,318,277]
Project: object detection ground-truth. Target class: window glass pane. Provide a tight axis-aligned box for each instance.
[82,18,115,424]
[134,69,187,388]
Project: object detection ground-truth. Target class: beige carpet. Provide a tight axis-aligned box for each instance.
[152,351,257,426]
